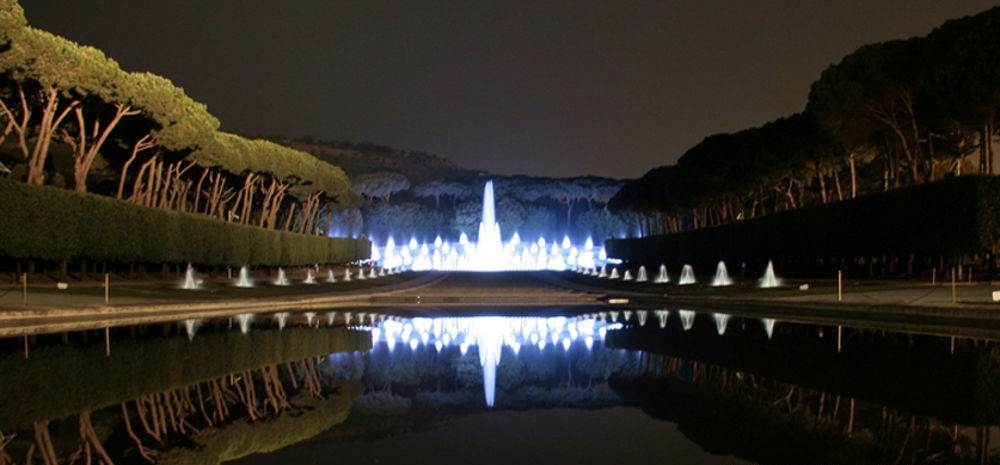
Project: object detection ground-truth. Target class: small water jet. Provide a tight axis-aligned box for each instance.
[235,313,254,334]
[303,270,317,284]
[622,270,633,281]
[679,265,696,285]
[609,268,620,280]
[760,261,781,288]
[598,266,608,278]
[713,313,731,335]
[653,264,670,284]
[711,261,733,286]
[234,266,253,288]
[273,268,290,286]
[636,266,648,282]
[679,309,695,330]
[344,269,352,282]
[357,268,366,280]
[181,263,200,290]
[326,269,337,283]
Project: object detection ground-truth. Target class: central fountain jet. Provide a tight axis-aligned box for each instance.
[475,180,505,270]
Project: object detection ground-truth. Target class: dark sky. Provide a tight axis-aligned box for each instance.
[22,1,1000,178]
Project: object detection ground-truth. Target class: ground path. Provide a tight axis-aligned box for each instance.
[3,271,1000,339]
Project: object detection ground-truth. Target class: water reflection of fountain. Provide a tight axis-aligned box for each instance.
[762,318,776,338]
[655,309,669,328]
[305,312,316,326]
[679,310,696,330]
[181,264,200,290]
[760,261,782,288]
[679,265,696,285]
[711,261,732,287]
[183,319,200,340]
[274,312,289,330]
[235,313,254,334]
[234,266,253,288]
[370,315,621,407]
[713,313,731,335]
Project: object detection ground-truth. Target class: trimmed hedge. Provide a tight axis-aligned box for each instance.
[0,179,370,266]
[0,327,372,428]
[606,176,1000,268]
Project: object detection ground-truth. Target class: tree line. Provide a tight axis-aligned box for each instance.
[0,1,354,240]
[610,6,1000,237]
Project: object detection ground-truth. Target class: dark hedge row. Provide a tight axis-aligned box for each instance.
[0,180,370,266]
[0,326,371,428]
[606,176,1000,269]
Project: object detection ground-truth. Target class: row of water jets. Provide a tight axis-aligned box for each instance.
[579,260,782,288]
[180,264,393,290]
[181,310,384,340]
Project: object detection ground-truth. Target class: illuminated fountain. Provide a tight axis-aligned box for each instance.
[273,268,290,286]
[304,270,317,284]
[635,266,648,282]
[711,261,732,286]
[234,266,253,288]
[326,269,337,283]
[653,264,669,283]
[369,181,607,271]
[181,263,200,290]
[760,261,781,288]
[679,265,696,285]
[713,313,731,335]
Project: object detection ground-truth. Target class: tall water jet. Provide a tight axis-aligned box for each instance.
[654,264,670,283]
[713,313,731,335]
[476,180,504,270]
[679,265,696,285]
[274,268,290,286]
[181,263,200,290]
[234,266,253,288]
[679,310,695,330]
[636,266,648,282]
[235,313,254,334]
[762,318,776,339]
[303,270,317,284]
[760,261,781,288]
[711,261,733,286]
[369,268,377,279]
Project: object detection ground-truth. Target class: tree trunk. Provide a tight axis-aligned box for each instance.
[67,103,140,192]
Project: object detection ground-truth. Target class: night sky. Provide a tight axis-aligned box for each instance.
[22,1,1000,178]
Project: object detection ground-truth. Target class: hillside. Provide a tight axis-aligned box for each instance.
[277,137,479,185]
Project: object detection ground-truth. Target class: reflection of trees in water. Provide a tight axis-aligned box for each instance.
[607,318,1000,465]
[0,325,368,464]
